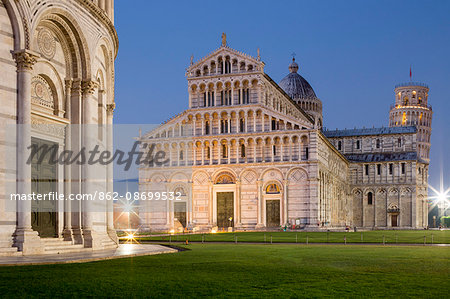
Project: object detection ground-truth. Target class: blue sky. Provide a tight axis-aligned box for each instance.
[113,0,450,189]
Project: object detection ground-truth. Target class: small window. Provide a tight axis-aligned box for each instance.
[179,150,184,160]
[305,147,309,160]
[356,140,361,150]
[205,121,210,135]
[241,144,246,158]
[240,119,245,132]
[401,163,405,175]
[222,144,227,158]
[206,146,210,159]
[398,138,402,147]
[377,164,381,175]
[367,192,373,205]
[338,141,342,151]
[273,145,277,156]
[376,139,380,149]
[365,165,369,176]
[271,119,277,130]
[389,163,393,175]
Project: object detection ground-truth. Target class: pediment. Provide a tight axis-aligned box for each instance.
[186,46,264,77]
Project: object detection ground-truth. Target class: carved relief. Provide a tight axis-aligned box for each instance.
[31,76,54,109]
[37,28,56,60]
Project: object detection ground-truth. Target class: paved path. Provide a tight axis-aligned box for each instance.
[137,240,450,247]
[0,244,177,266]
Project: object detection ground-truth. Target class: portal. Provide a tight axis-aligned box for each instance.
[217,192,234,228]
[266,200,280,227]
[31,137,58,238]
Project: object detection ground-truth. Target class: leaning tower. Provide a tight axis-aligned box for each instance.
[389,82,433,161]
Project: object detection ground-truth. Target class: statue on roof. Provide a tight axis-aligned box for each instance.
[190,54,194,66]
[221,32,227,47]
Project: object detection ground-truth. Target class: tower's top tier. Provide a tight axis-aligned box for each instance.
[393,82,429,108]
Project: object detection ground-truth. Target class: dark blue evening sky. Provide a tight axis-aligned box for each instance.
[113,0,450,190]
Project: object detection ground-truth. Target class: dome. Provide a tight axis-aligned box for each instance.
[279,58,317,100]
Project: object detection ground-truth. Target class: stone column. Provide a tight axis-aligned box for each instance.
[283,180,289,225]
[69,79,83,244]
[256,180,263,228]
[12,50,43,254]
[106,103,117,242]
[81,80,100,248]
[235,179,241,228]
[63,79,73,241]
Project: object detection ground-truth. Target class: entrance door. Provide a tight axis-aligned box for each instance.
[266,200,280,227]
[217,192,234,228]
[391,215,398,227]
[174,202,187,228]
[31,138,58,238]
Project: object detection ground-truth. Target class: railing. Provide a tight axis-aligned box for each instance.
[395,82,429,89]
[390,104,432,111]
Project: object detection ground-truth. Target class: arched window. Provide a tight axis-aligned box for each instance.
[403,96,409,106]
[215,172,235,184]
[397,138,402,147]
[206,146,211,159]
[367,192,373,205]
[266,183,280,194]
[179,150,184,160]
[376,139,380,149]
[221,120,228,133]
[241,144,246,158]
[239,118,245,132]
[356,140,361,149]
[222,144,228,158]
[205,121,210,135]
[225,60,231,74]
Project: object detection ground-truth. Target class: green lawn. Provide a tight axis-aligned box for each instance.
[0,244,449,297]
[135,230,449,244]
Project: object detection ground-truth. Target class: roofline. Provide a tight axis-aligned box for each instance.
[323,126,417,138]
[318,131,349,165]
[263,74,315,125]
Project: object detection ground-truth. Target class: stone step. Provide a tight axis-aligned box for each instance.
[44,244,87,255]
[0,247,20,256]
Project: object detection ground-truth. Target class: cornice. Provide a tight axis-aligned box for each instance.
[76,0,119,58]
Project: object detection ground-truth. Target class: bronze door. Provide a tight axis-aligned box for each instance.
[31,138,58,238]
[391,215,398,227]
[217,192,234,228]
[174,202,187,228]
[266,200,280,227]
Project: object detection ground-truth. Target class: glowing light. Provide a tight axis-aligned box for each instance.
[428,180,450,211]
[169,229,175,235]
[211,229,217,234]
[124,232,137,244]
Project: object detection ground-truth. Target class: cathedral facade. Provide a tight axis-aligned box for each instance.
[0,0,118,255]
[138,36,432,232]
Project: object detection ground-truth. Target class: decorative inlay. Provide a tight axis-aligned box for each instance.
[242,171,256,184]
[38,28,56,60]
[31,76,54,109]
[289,169,306,182]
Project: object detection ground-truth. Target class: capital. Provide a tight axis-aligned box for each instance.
[81,80,99,95]
[106,103,116,114]
[11,50,39,71]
